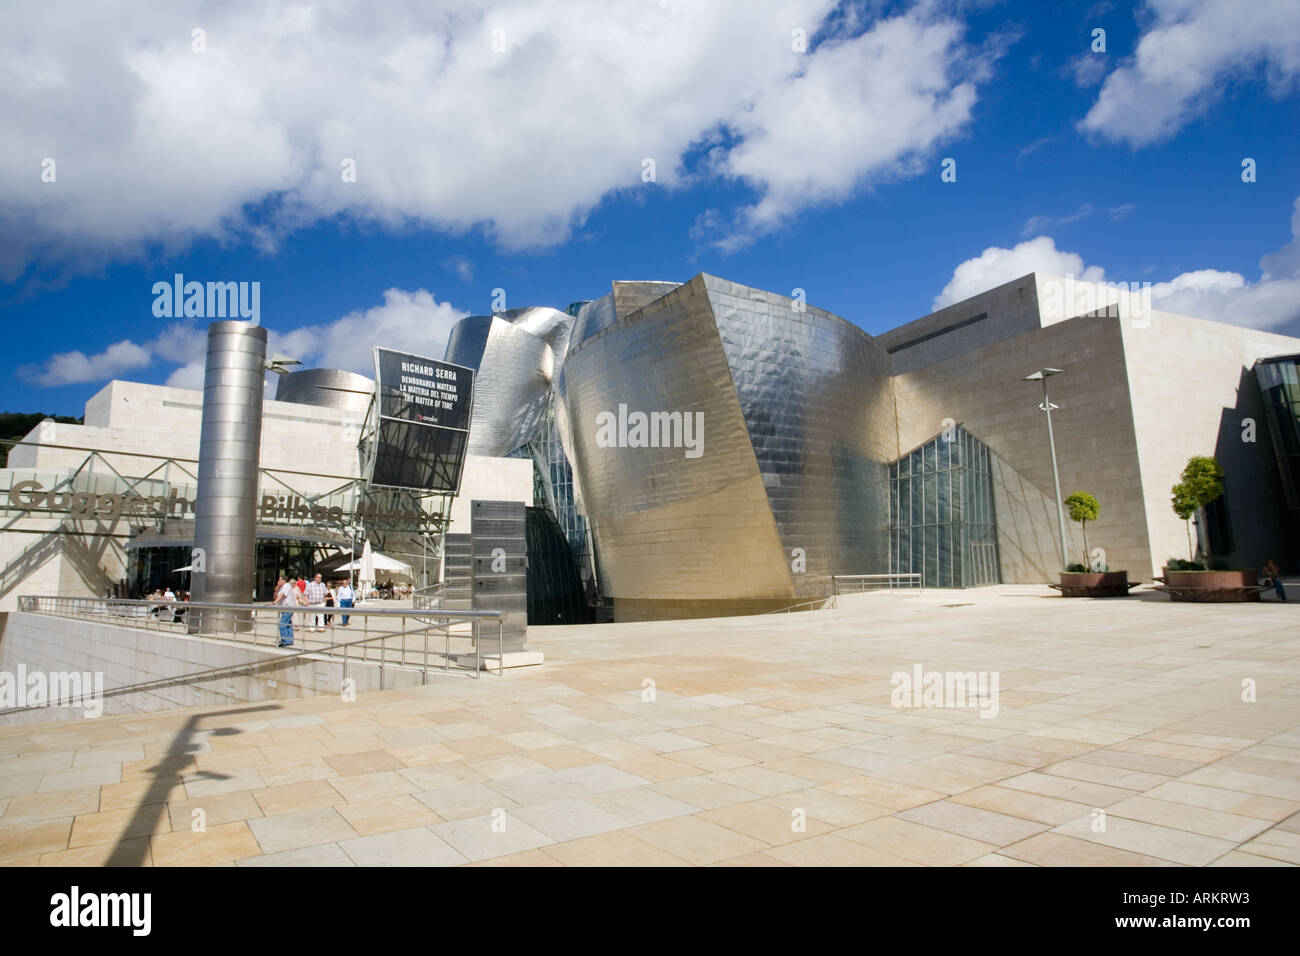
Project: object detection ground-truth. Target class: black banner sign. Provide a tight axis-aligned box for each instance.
[368,347,475,493]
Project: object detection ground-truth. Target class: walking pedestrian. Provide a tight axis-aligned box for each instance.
[273,575,296,647]
[305,573,328,631]
[337,580,354,625]
[294,574,309,631]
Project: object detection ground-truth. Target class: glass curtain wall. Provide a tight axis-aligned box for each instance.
[1256,356,1300,511]
[889,426,1000,587]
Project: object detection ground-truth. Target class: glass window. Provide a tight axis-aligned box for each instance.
[889,425,1000,588]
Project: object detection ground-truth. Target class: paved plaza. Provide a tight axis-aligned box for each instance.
[1,586,1298,866]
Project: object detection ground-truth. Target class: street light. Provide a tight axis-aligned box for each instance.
[1023,368,1070,571]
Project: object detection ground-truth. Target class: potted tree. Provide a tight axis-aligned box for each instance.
[1055,490,1134,597]
[1159,456,1259,602]
[1169,482,1199,567]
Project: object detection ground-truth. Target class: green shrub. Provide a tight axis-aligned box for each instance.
[1167,558,1206,571]
[1064,490,1100,569]
[1170,484,1197,561]
[1173,456,1225,566]
[1065,563,1088,573]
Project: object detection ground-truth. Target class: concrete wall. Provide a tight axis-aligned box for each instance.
[0,611,424,725]
[887,273,1300,582]
[0,517,126,612]
[447,457,535,534]
[893,311,1146,583]
[1,377,533,609]
[876,275,1045,376]
[1120,310,1300,574]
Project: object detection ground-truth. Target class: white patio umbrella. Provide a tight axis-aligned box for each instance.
[360,539,376,599]
[335,550,411,574]
[336,551,412,572]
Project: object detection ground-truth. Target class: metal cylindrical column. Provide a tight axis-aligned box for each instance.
[189,321,267,634]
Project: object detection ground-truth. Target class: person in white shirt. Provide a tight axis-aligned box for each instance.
[273,575,296,647]
[337,581,354,625]
[304,574,328,631]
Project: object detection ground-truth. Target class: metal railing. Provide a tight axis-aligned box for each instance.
[17,594,506,680]
[832,573,924,594]
[761,596,837,614]
[412,582,444,609]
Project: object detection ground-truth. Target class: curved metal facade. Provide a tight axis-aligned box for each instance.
[558,274,895,618]
[444,307,573,457]
[274,368,374,415]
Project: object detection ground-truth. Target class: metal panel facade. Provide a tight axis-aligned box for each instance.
[470,499,528,651]
[557,274,894,616]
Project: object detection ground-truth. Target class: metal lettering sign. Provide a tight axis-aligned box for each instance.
[367,347,475,494]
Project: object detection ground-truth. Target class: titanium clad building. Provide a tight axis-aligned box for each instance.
[555,275,896,619]
[448,271,1300,622]
[7,270,1299,622]
[444,307,574,458]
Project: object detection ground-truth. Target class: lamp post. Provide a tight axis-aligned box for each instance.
[421,533,429,590]
[1023,368,1070,571]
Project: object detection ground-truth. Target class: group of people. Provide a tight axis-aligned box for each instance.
[271,573,356,647]
[146,587,190,622]
[369,581,413,600]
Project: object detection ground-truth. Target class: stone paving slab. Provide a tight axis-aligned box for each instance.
[1,585,1298,866]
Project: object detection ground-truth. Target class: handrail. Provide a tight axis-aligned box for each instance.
[760,596,836,614]
[17,595,502,621]
[15,595,507,692]
[0,624,459,717]
[832,573,923,594]
[412,582,444,609]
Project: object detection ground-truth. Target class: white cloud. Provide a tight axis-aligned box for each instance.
[22,320,212,388]
[717,12,984,246]
[22,288,463,389]
[1063,52,1108,88]
[20,340,154,387]
[1015,135,1053,166]
[1147,269,1300,330]
[163,360,207,391]
[932,236,1105,309]
[271,288,466,375]
[1143,195,1300,328]
[1021,204,1092,238]
[0,0,990,280]
[933,195,1300,330]
[1260,195,1300,280]
[441,256,474,283]
[1079,0,1300,145]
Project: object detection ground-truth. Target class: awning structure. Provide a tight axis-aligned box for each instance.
[335,553,412,574]
[125,522,352,549]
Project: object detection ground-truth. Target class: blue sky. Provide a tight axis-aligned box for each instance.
[4,0,1299,416]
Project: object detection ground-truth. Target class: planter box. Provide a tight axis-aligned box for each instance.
[1160,569,1260,603]
[1054,570,1134,597]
